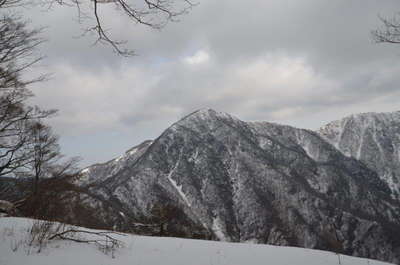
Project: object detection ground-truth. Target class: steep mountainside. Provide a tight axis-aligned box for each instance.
[79,109,400,263]
[80,140,153,186]
[319,111,400,200]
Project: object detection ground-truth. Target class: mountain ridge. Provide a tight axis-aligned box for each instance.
[318,109,400,200]
[77,109,400,263]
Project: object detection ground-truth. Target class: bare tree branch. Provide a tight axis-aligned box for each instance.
[372,13,400,44]
[74,0,196,56]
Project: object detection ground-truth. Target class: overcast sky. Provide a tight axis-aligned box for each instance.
[22,0,400,167]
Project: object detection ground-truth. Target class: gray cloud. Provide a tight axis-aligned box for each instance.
[22,0,400,166]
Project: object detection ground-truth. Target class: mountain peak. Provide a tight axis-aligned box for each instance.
[187,108,239,121]
[189,108,218,117]
[170,108,240,129]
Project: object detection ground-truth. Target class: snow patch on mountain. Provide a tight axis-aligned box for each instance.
[212,216,229,241]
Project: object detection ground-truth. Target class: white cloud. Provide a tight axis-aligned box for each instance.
[23,0,400,166]
[184,50,210,65]
[29,63,163,135]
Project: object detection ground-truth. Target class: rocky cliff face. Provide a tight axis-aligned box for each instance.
[80,109,400,263]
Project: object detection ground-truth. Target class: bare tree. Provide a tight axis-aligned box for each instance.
[0,105,55,177]
[372,13,400,44]
[18,166,81,220]
[21,121,62,194]
[0,12,78,196]
[12,120,83,220]
[0,15,45,88]
[0,4,65,181]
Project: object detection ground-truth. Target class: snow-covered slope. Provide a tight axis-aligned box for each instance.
[0,217,394,265]
[319,111,400,200]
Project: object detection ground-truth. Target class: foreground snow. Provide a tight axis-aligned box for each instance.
[0,218,393,265]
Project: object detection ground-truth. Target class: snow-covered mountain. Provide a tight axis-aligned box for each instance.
[1,217,394,265]
[79,109,400,264]
[319,111,400,200]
